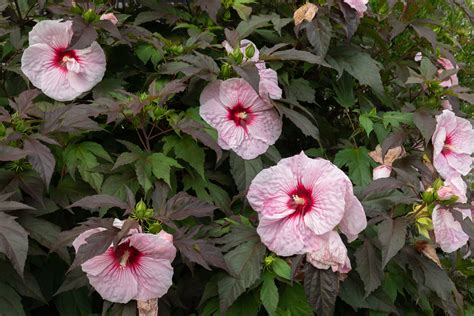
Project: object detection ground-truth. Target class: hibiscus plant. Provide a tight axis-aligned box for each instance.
[0,0,473,315]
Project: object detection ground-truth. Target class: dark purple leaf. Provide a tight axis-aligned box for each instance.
[70,229,117,271]
[339,2,360,39]
[361,177,405,198]
[175,118,222,161]
[232,63,260,94]
[290,254,304,284]
[381,130,406,158]
[303,263,340,316]
[149,79,187,106]
[0,212,28,277]
[0,200,35,212]
[0,145,30,161]
[113,219,139,247]
[224,28,239,48]
[355,239,383,296]
[69,19,98,50]
[68,194,129,211]
[195,0,221,21]
[411,22,437,49]
[23,138,55,188]
[8,89,41,118]
[377,218,407,268]
[279,105,319,140]
[414,109,436,141]
[161,192,216,221]
[265,48,331,67]
[303,16,332,58]
[94,20,121,39]
[54,267,88,296]
[151,181,169,215]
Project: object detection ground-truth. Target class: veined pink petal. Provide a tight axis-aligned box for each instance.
[437,176,467,203]
[437,58,459,88]
[307,231,352,273]
[246,109,282,143]
[67,42,106,94]
[432,206,469,253]
[128,233,176,261]
[134,256,174,300]
[72,228,106,252]
[222,39,260,63]
[339,182,367,242]
[21,43,56,88]
[258,68,282,100]
[28,20,73,48]
[343,0,369,16]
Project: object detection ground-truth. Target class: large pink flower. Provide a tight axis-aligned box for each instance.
[73,229,176,303]
[21,20,106,102]
[222,39,282,100]
[432,110,474,178]
[432,206,469,253]
[247,152,367,256]
[199,78,282,160]
[343,0,369,17]
[306,231,351,273]
[437,57,459,88]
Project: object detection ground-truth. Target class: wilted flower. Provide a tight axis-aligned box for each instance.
[21,20,106,102]
[432,206,469,253]
[293,2,318,27]
[222,39,282,100]
[73,227,176,303]
[437,176,467,203]
[343,0,369,17]
[306,231,351,273]
[437,57,459,88]
[100,12,119,25]
[432,110,474,178]
[199,78,282,160]
[369,145,405,180]
[247,152,367,257]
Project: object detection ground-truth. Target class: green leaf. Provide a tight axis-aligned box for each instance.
[225,292,259,316]
[136,44,155,65]
[135,158,153,193]
[0,212,28,277]
[261,272,279,316]
[289,78,315,103]
[229,153,263,192]
[377,218,407,268]
[334,147,373,186]
[359,114,374,137]
[0,282,25,316]
[382,111,414,129]
[149,153,182,186]
[54,288,92,316]
[80,142,112,162]
[420,57,437,80]
[355,239,384,296]
[271,257,291,280]
[333,72,355,108]
[278,284,313,316]
[113,152,140,170]
[163,135,205,179]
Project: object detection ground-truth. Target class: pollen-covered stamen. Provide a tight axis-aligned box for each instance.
[227,103,254,128]
[237,111,247,119]
[287,183,314,217]
[292,194,306,205]
[119,250,131,268]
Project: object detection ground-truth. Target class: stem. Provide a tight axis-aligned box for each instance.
[12,0,23,26]
[344,110,358,148]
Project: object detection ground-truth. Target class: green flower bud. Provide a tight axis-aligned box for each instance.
[134,200,147,218]
[231,47,243,64]
[145,208,154,218]
[245,44,255,59]
[0,124,6,137]
[220,62,233,79]
[421,188,435,204]
[83,9,97,24]
[71,4,83,14]
[264,255,274,267]
[432,178,444,190]
[148,222,162,234]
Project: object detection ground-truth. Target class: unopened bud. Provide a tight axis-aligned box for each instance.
[134,200,147,218]
[245,44,255,59]
[421,188,435,204]
[83,9,98,24]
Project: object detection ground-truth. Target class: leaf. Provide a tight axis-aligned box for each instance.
[195,0,221,21]
[260,272,278,316]
[0,282,25,316]
[163,135,205,179]
[289,78,315,103]
[419,57,437,80]
[381,130,406,158]
[382,111,414,128]
[334,147,373,186]
[233,63,260,94]
[279,105,319,140]
[149,153,182,186]
[303,264,340,316]
[23,137,55,188]
[278,284,313,316]
[355,239,384,296]
[271,257,291,280]
[217,240,266,312]
[55,268,88,295]
[414,109,436,141]
[359,114,374,137]
[0,146,29,161]
[70,229,116,271]
[175,118,222,161]
[236,15,272,38]
[0,212,28,277]
[377,218,407,268]
[411,23,437,49]
[304,16,332,58]
[0,261,46,303]
[9,89,41,117]
[415,241,441,268]
[330,46,384,95]
[0,200,35,212]
[229,153,263,192]
[266,48,330,67]
[54,287,92,316]
[112,152,140,170]
[339,1,360,39]
[361,177,405,198]
[68,194,129,211]
[69,20,98,50]
[162,192,216,221]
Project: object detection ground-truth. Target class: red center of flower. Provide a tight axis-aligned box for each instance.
[53,48,80,71]
[227,103,254,129]
[442,134,453,156]
[287,183,314,217]
[113,242,142,269]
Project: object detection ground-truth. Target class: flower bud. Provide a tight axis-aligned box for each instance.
[134,200,147,218]
[421,187,435,204]
[372,165,392,180]
[83,9,98,24]
[220,62,233,79]
[148,222,162,234]
[100,13,118,25]
[432,178,444,190]
[231,47,243,64]
[71,3,83,14]
[264,255,274,267]
[245,44,255,59]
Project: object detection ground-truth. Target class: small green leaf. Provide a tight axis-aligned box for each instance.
[261,272,279,316]
[334,147,374,186]
[359,114,374,137]
[136,44,155,65]
[271,258,291,280]
[163,135,205,179]
[0,282,26,316]
[382,111,414,129]
[420,57,437,80]
[149,153,182,186]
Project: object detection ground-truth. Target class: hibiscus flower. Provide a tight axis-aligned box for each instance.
[437,176,467,203]
[432,206,469,253]
[369,145,405,180]
[306,231,351,273]
[222,39,282,100]
[73,227,176,303]
[199,78,282,160]
[247,152,367,258]
[432,110,474,179]
[343,0,369,17]
[21,20,106,102]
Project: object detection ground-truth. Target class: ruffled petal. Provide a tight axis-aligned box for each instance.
[432,207,469,253]
[28,20,73,48]
[128,233,176,261]
[246,109,282,144]
[231,134,269,159]
[21,43,56,89]
[200,80,232,127]
[339,183,367,242]
[373,165,392,180]
[258,68,282,100]
[306,231,351,273]
[72,228,106,252]
[67,42,106,94]
[40,65,82,101]
[446,152,472,176]
[133,256,174,300]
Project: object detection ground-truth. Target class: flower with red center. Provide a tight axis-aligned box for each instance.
[222,39,282,100]
[73,229,176,303]
[432,206,470,253]
[199,78,282,160]
[247,152,367,257]
[21,20,106,101]
[343,0,369,17]
[437,57,459,88]
[432,110,474,179]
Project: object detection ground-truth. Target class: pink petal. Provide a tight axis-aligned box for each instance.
[219,78,259,109]
[339,182,367,242]
[373,165,392,180]
[246,109,282,144]
[72,228,106,252]
[231,134,270,160]
[28,20,73,48]
[441,100,453,110]
[83,250,139,303]
[21,43,56,89]
[343,0,368,15]
[133,256,174,300]
[439,176,467,203]
[446,152,473,176]
[128,233,176,261]
[67,42,106,94]
[455,207,472,221]
[100,13,119,25]
[258,68,282,100]
[306,231,351,273]
[39,65,82,101]
[199,80,232,126]
[432,206,469,253]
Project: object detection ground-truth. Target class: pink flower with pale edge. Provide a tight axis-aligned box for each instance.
[432,206,469,253]
[432,110,474,179]
[437,57,459,88]
[222,39,282,100]
[343,0,369,17]
[247,152,367,256]
[21,20,106,102]
[306,231,351,273]
[437,176,467,203]
[373,165,392,180]
[73,230,176,303]
[100,13,119,25]
[199,78,282,160]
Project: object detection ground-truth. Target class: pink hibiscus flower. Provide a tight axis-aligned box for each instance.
[432,110,474,179]
[437,57,459,88]
[222,39,282,100]
[372,165,392,180]
[199,78,282,160]
[21,20,106,102]
[343,0,369,17]
[73,228,176,303]
[432,206,469,253]
[247,152,367,256]
[100,13,119,25]
[306,231,351,273]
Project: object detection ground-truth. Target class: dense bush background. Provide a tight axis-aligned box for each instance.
[0,0,473,315]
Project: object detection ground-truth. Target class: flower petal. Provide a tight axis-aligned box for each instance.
[21,43,56,89]
[258,68,282,100]
[432,206,469,253]
[67,42,106,94]
[339,183,367,242]
[133,256,174,300]
[245,109,282,144]
[28,20,73,48]
[128,233,176,261]
[40,66,82,101]
[306,231,351,273]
